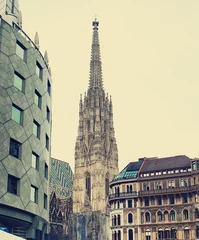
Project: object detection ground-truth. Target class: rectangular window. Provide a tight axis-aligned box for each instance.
[12,104,23,124]
[34,90,42,109]
[46,134,49,151]
[182,194,188,203]
[128,200,132,208]
[14,72,24,91]
[157,196,162,205]
[32,152,39,170]
[30,185,38,203]
[16,41,26,60]
[44,194,47,209]
[8,175,19,195]
[33,120,40,139]
[145,198,150,206]
[44,163,48,179]
[36,61,43,79]
[46,106,50,122]
[47,80,51,96]
[169,195,175,204]
[10,138,21,159]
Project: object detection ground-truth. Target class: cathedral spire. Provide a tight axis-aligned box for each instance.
[89,18,103,89]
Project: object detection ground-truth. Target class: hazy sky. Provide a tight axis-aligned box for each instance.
[20,0,199,172]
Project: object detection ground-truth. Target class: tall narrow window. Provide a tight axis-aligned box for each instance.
[157,211,162,222]
[36,61,43,79]
[10,138,21,159]
[31,185,38,203]
[32,152,39,170]
[146,229,151,240]
[118,230,121,240]
[118,215,121,225]
[145,212,150,222]
[47,80,51,96]
[128,213,133,223]
[85,172,91,200]
[12,104,23,125]
[34,90,42,109]
[46,134,49,151]
[11,0,15,13]
[33,120,40,139]
[8,175,19,195]
[46,106,50,122]
[14,72,24,91]
[16,41,26,60]
[44,194,47,209]
[105,173,109,197]
[128,229,133,240]
[44,163,48,179]
[170,210,175,221]
[183,209,189,220]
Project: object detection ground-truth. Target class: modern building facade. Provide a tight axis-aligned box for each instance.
[70,19,119,240]
[50,158,73,198]
[0,1,52,239]
[49,158,73,239]
[109,155,199,240]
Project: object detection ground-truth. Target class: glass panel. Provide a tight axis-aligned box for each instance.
[14,73,23,91]
[10,139,20,159]
[12,105,21,124]
[30,186,35,202]
[34,91,41,108]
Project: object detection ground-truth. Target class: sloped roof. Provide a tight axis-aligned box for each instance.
[112,160,144,182]
[140,155,191,173]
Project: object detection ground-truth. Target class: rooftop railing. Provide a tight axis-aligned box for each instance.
[109,191,138,200]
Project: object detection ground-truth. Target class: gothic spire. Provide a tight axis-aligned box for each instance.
[89,18,103,89]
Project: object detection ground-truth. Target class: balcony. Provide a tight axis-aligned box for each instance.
[109,191,138,200]
[139,184,199,196]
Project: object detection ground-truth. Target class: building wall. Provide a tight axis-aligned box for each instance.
[109,157,199,240]
[0,16,52,239]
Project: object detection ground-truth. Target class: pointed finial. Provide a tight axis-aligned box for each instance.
[18,11,22,28]
[34,32,40,49]
[44,50,49,65]
[92,15,99,29]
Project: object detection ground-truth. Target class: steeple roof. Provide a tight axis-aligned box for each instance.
[89,19,103,89]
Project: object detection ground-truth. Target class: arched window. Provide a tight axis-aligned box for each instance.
[118,230,121,240]
[170,210,175,221]
[183,209,189,220]
[114,215,117,226]
[157,211,162,222]
[130,185,133,193]
[112,216,114,226]
[171,228,176,239]
[128,229,133,240]
[118,215,121,225]
[113,231,117,240]
[128,213,133,223]
[195,209,199,219]
[145,212,150,222]
[158,228,163,239]
[146,229,151,240]
[85,172,91,200]
[105,173,109,197]
[184,227,189,239]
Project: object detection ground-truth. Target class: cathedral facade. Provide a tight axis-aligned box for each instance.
[70,20,119,240]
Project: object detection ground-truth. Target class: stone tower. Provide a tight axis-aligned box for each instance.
[71,19,119,240]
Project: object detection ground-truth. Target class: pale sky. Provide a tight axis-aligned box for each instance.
[20,0,199,173]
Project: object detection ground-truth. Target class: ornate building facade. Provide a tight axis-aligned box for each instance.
[70,19,119,239]
[0,0,52,239]
[109,155,199,240]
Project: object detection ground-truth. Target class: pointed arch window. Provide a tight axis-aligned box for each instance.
[184,227,189,239]
[195,208,199,219]
[170,210,175,221]
[128,229,133,240]
[157,211,162,222]
[85,172,91,200]
[145,212,150,222]
[113,215,116,226]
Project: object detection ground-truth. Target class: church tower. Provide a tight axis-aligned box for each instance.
[73,19,119,215]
